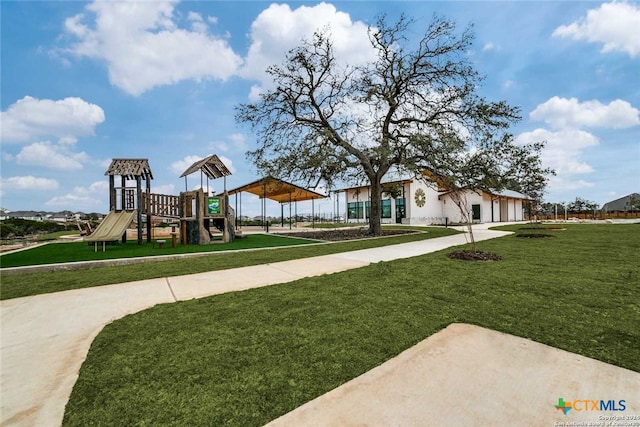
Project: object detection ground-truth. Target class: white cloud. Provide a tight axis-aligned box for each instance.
[1,96,105,144]
[218,155,235,174]
[228,133,247,151]
[187,11,207,33]
[516,128,600,191]
[549,177,595,192]
[502,80,514,90]
[482,42,498,52]
[247,84,264,102]
[45,181,107,209]
[152,184,176,195]
[242,3,374,87]
[210,133,247,153]
[57,2,373,97]
[553,1,640,57]
[530,96,640,130]
[212,142,229,153]
[0,176,59,191]
[170,155,203,176]
[61,1,242,96]
[15,141,90,170]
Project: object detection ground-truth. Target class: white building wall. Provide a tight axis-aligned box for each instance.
[439,191,501,224]
[405,181,446,225]
[342,181,528,225]
[510,199,525,221]
[494,197,525,221]
[480,194,494,223]
[440,191,483,224]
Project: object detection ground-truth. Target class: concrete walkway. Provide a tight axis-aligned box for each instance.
[1,225,638,426]
[267,323,640,426]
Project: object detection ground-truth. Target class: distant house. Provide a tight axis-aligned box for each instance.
[601,193,640,213]
[5,211,45,221]
[336,175,531,225]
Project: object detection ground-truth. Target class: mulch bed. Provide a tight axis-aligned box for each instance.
[516,233,555,238]
[447,250,503,261]
[520,226,565,231]
[279,228,416,241]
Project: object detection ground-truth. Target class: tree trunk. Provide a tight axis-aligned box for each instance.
[368,177,383,235]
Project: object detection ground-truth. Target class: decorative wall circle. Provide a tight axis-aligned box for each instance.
[414,188,426,207]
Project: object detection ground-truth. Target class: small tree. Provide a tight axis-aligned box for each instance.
[625,194,640,212]
[236,15,521,236]
[410,134,551,251]
[568,197,598,215]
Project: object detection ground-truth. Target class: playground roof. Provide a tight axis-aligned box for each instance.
[179,154,232,179]
[105,159,153,180]
[228,177,327,203]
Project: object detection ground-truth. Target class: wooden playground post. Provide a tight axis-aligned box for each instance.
[146,177,152,243]
[136,175,143,245]
[109,175,115,211]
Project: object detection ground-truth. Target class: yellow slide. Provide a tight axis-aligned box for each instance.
[85,210,136,251]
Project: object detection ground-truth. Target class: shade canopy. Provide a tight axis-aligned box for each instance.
[105,158,153,180]
[179,154,232,179]
[228,176,327,203]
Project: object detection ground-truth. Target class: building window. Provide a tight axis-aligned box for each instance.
[381,199,392,218]
[348,202,364,219]
[396,198,406,221]
[365,201,371,219]
[472,204,481,221]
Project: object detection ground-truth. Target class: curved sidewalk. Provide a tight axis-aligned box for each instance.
[1,226,638,426]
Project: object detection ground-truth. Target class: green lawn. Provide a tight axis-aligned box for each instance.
[63,224,639,427]
[0,234,316,268]
[0,227,458,300]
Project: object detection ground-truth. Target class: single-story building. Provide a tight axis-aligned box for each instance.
[600,193,639,213]
[335,176,531,225]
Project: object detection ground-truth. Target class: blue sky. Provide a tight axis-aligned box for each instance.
[1,1,639,217]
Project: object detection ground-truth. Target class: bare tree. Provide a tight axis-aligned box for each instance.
[236,15,522,235]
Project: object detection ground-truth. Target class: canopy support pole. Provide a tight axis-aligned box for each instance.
[263,181,267,232]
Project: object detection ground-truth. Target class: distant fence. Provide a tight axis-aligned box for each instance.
[528,212,640,221]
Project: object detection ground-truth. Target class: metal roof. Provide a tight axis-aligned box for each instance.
[228,176,327,203]
[105,159,153,180]
[438,188,532,200]
[179,155,232,179]
[490,189,532,200]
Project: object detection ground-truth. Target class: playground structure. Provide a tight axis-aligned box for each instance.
[86,156,235,251]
